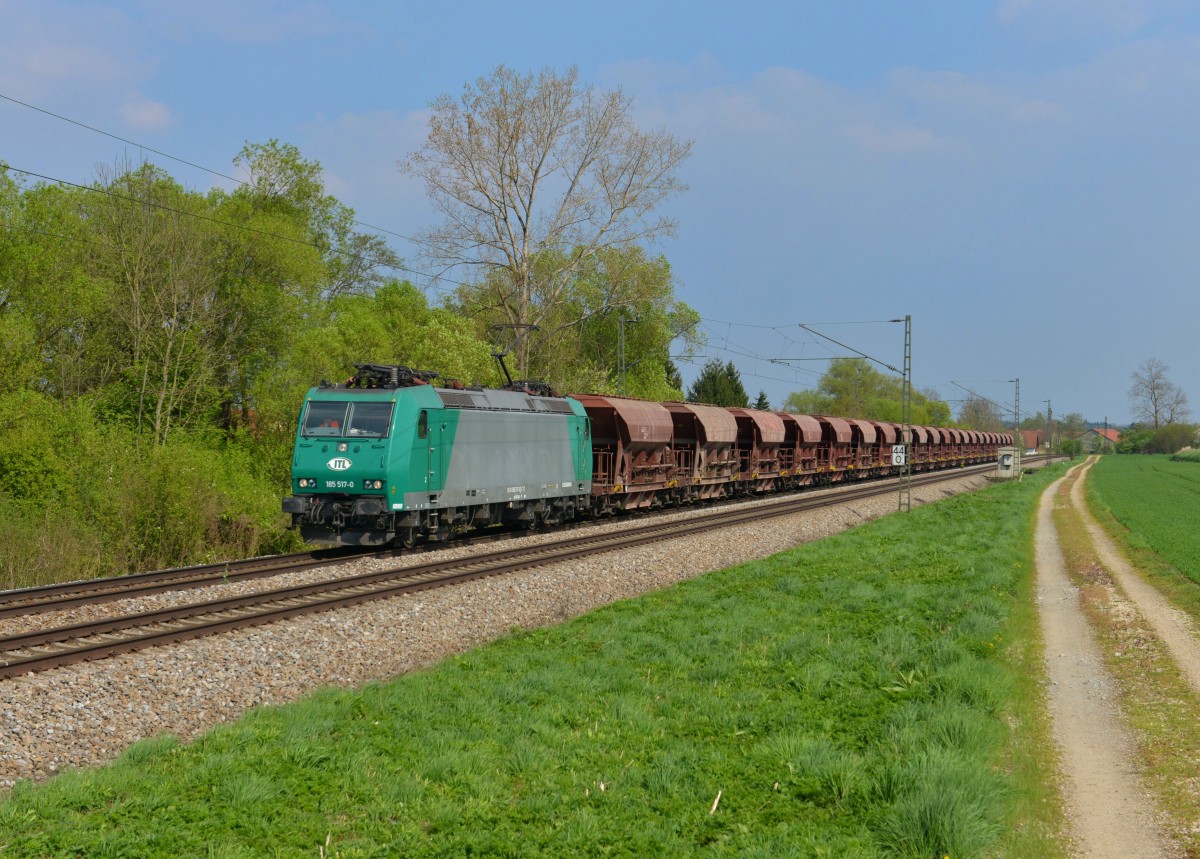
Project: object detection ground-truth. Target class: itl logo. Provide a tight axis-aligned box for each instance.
[327,457,352,471]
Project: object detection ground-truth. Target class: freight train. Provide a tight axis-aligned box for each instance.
[282,364,1011,547]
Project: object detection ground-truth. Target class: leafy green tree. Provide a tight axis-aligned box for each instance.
[687,360,749,407]
[232,140,400,300]
[84,162,230,442]
[1058,437,1084,457]
[0,172,112,399]
[1058,412,1088,442]
[214,141,401,426]
[918,390,954,427]
[450,245,699,399]
[1020,411,1047,431]
[1115,425,1153,454]
[0,171,40,393]
[1148,423,1197,454]
[781,358,951,424]
[664,358,683,395]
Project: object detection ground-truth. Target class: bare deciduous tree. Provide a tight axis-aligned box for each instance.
[1129,357,1190,428]
[957,395,1005,431]
[401,65,691,374]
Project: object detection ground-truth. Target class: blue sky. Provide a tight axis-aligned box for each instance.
[3,0,1198,425]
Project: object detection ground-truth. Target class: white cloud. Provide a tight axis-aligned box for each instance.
[888,69,1067,124]
[299,108,435,248]
[0,1,142,100]
[994,0,1175,39]
[120,97,173,131]
[632,61,965,181]
[134,0,362,45]
[845,121,949,155]
[598,54,728,93]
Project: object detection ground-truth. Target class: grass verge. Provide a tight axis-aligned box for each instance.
[1054,464,1200,853]
[0,468,1069,858]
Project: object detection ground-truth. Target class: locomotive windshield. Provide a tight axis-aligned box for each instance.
[302,401,393,438]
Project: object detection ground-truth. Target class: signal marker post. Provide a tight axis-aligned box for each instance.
[898,314,912,512]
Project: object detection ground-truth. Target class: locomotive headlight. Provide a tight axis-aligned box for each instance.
[298,478,316,488]
[364,479,384,490]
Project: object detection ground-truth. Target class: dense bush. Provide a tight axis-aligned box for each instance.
[1117,423,1199,455]
[0,391,300,589]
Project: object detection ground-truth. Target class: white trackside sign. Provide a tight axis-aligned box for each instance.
[327,457,352,471]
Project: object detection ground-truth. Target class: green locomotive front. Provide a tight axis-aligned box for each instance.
[282,365,593,546]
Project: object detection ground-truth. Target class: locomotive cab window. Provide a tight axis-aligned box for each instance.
[417,410,428,439]
[303,401,393,438]
[302,401,350,437]
[346,402,393,438]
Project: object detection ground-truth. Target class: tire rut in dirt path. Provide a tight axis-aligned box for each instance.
[1036,463,1170,857]
[1072,458,1200,694]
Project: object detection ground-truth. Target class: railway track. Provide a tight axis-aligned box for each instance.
[0,459,1046,680]
[0,546,376,619]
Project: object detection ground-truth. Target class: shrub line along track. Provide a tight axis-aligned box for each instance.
[0,461,1034,680]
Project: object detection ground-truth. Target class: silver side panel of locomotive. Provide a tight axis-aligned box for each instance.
[401,388,591,511]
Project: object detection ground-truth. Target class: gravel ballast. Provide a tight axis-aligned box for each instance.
[0,473,996,788]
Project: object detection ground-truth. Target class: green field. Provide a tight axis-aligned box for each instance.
[1089,456,1200,582]
[0,470,1066,858]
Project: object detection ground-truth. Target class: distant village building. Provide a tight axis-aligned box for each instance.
[1082,427,1120,452]
[1021,430,1045,452]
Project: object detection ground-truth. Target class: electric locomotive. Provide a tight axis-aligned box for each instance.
[282,364,593,546]
[283,364,1013,547]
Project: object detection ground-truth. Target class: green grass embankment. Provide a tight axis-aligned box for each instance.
[0,467,1068,858]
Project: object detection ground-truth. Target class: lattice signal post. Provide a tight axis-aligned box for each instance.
[898,315,912,512]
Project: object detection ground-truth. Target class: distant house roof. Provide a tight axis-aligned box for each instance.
[1021,430,1044,449]
[1088,428,1121,443]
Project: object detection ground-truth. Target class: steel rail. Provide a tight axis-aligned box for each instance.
[0,457,1020,618]
[0,547,378,619]
[0,459,1040,679]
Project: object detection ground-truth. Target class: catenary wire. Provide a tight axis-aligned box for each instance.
[0,90,430,250]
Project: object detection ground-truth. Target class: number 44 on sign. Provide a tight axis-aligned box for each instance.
[891,444,907,466]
